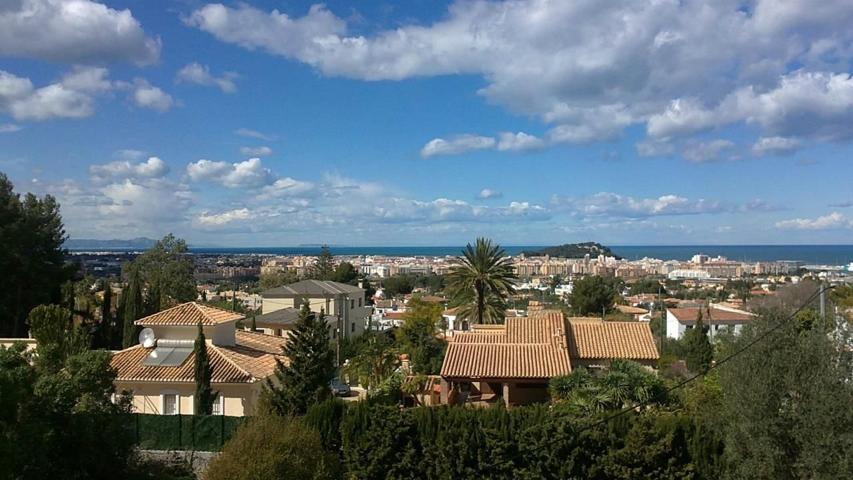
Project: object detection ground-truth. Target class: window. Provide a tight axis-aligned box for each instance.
[351,322,356,333]
[212,396,224,416]
[350,299,355,309]
[163,393,178,415]
[358,298,362,307]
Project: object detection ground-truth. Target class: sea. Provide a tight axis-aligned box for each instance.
[169,245,853,266]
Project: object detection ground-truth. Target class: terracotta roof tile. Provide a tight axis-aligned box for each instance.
[441,343,571,378]
[135,302,244,327]
[441,310,661,379]
[111,330,287,384]
[441,310,571,379]
[668,307,753,324]
[567,320,659,360]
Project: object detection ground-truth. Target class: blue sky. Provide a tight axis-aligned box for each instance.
[2,0,853,246]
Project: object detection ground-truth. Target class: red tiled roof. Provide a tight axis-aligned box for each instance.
[441,343,572,378]
[441,310,662,380]
[567,320,658,360]
[668,307,754,324]
[441,310,571,379]
[135,302,244,327]
[111,330,287,384]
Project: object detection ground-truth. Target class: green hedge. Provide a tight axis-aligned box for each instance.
[129,413,245,451]
[328,402,723,480]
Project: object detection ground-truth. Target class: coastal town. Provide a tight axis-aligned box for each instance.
[4,1,853,479]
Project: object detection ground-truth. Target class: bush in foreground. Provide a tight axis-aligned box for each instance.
[204,415,340,480]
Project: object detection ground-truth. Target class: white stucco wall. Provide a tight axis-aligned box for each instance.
[116,382,261,416]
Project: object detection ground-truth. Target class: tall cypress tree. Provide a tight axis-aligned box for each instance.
[99,280,113,348]
[684,309,714,374]
[266,302,334,415]
[194,322,217,415]
[121,266,144,349]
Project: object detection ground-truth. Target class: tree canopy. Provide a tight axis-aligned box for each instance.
[129,233,196,313]
[569,275,620,315]
[0,173,74,337]
[683,309,714,374]
[205,415,340,480]
[266,302,335,415]
[716,306,853,478]
[446,238,516,324]
[1,305,135,479]
[396,298,446,375]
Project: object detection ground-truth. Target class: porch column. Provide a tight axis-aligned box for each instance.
[440,378,450,405]
[502,382,511,408]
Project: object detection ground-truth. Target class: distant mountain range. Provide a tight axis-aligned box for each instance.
[64,237,159,250]
[521,242,620,259]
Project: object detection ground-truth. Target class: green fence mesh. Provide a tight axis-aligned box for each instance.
[130,413,245,451]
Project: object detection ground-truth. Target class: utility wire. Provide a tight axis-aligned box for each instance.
[575,284,834,434]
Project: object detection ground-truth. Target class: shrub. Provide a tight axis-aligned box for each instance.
[204,415,340,480]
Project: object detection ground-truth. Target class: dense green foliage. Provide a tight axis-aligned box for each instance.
[266,302,335,415]
[310,245,336,280]
[337,402,705,480]
[376,274,445,298]
[549,360,667,414]
[130,234,197,313]
[628,277,666,296]
[259,270,299,290]
[344,332,398,391]
[683,311,714,374]
[0,173,74,337]
[27,304,90,369]
[194,323,217,415]
[205,415,340,480]
[396,298,446,374]
[569,275,620,315]
[0,314,136,479]
[447,238,517,324]
[121,265,145,348]
[716,307,853,478]
[521,242,618,259]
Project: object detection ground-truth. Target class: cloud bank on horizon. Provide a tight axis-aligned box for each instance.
[1,0,853,245]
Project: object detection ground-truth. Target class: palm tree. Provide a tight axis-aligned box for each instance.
[446,238,517,324]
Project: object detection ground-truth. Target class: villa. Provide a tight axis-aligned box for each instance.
[110,302,287,416]
[440,310,658,407]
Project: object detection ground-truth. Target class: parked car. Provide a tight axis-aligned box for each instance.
[330,379,351,397]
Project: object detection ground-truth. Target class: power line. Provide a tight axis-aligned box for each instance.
[575,284,833,435]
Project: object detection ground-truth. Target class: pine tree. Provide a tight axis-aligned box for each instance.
[121,266,144,349]
[312,245,335,280]
[266,302,335,415]
[684,309,714,374]
[194,322,217,415]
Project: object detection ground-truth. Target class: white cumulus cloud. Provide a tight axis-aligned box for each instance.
[751,136,801,156]
[186,158,275,188]
[420,135,496,158]
[176,62,238,93]
[775,212,852,230]
[189,0,853,159]
[0,0,160,65]
[89,156,170,183]
[131,79,174,112]
[477,188,503,199]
